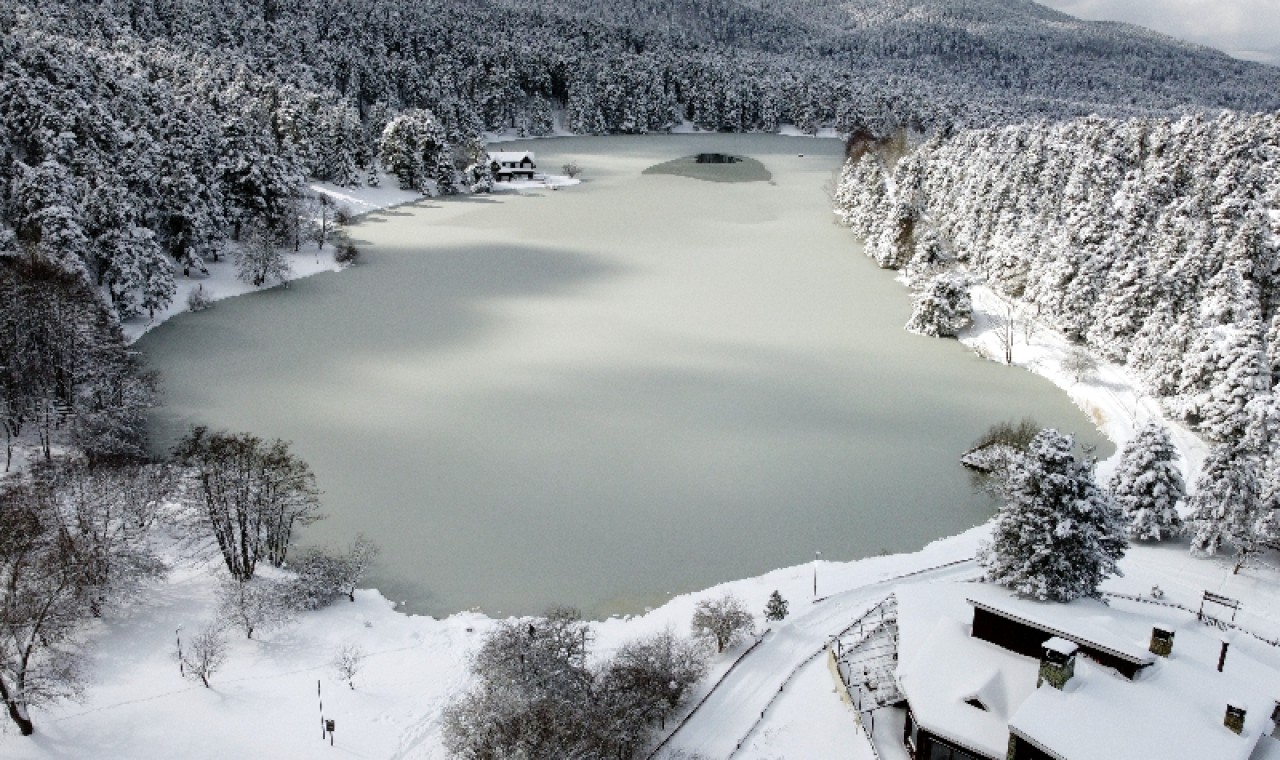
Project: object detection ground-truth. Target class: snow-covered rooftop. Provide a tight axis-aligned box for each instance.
[1042,636,1078,657]
[895,582,1280,760]
[897,583,1040,759]
[489,150,535,163]
[965,584,1156,666]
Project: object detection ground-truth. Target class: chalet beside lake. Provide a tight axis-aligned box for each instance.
[832,583,1280,760]
[488,150,536,181]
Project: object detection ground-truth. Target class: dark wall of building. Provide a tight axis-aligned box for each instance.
[919,731,994,760]
[971,607,1142,679]
[1009,734,1060,760]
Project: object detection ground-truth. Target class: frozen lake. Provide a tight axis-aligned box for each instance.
[139,134,1110,618]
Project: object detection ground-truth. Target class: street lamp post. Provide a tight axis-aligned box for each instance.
[813,550,821,599]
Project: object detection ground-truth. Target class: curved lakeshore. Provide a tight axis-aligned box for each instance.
[137,134,1112,618]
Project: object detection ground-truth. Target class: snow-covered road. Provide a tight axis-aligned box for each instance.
[654,559,979,759]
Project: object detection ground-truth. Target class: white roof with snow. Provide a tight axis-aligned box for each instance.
[965,583,1155,666]
[895,582,1280,760]
[897,583,1040,758]
[488,150,535,163]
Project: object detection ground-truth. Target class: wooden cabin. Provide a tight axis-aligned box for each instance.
[488,150,536,181]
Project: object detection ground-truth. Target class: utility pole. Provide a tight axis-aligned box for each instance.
[813,550,821,598]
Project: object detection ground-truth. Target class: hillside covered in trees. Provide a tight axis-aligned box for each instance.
[3,0,1279,328]
[4,0,1276,469]
[835,110,1280,558]
[837,111,1280,445]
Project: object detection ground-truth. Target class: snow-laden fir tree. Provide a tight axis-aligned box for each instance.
[906,271,972,338]
[764,590,789,621]
[1186,443,1263,558]
[979,429,1128,601]
[379,109,451,194]
[1109,422,1185,541]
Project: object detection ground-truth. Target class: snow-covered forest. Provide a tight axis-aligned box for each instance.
[837,112,1280,444]
[836,110,1280,557]
[4,0,1275,480]
[3,0,1280,327]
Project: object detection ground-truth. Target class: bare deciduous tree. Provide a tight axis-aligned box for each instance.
[336,535,378,602]
[1062,346,1099,384]
[234,225,291,288]
[444,608,706,759]
[217,577,294,639]
[174,427,323,581]
[691,593,754,653]
[331,643,365,689]
[182,623,228,689]
[0,479,92,736]
[994,300,1016,365]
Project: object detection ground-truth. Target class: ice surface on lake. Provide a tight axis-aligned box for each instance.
[139,134,1110,618]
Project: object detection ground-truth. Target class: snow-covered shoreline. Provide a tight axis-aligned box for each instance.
[120,172,579,345]
[958,282,1209,487]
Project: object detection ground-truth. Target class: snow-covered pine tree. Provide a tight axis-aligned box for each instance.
[1109,422,1185,541]
[906,271,972,338]
[979,429,1128,602]
[763,590,788,622]
[379,110,450,194]
[1187,443,1263,558]
[433,149,458,195]
[867,201,916,270]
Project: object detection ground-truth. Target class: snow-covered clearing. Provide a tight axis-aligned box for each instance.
[7,518,1280,759]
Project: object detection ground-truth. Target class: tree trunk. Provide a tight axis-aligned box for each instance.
[0,675,35,736]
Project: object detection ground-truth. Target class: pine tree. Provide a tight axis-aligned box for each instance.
[979,429,1128,602]
[379,110,450,193]
[1109,422,1185,541]
[763,590,788,622]
[906,272,972,338]
[1187,443,1263,559]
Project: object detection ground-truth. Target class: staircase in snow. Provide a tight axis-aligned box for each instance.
[833,594,903,710]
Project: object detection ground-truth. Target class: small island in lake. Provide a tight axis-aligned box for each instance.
[643,152,772,183]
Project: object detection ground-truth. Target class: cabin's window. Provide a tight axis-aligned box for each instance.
[929,742,984,760]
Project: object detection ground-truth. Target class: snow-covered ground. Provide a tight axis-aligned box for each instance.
[6,522,1279,759]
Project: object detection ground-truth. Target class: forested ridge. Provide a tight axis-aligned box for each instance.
[836,110,1280,560]
[837,111,1280,444]
[4,0,1280,325]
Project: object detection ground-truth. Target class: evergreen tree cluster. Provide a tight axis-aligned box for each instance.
[1110,422,1184,542]
[837,112,1280,445]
